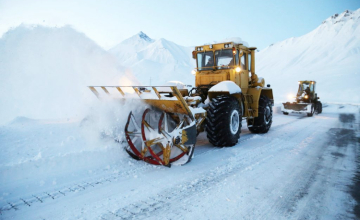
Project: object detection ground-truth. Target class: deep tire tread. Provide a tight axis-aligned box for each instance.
[206,95,242,147]
[317,102,322,114]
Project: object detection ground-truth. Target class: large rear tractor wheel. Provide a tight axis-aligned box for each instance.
[206,95,242,147]
[248,95,273,133]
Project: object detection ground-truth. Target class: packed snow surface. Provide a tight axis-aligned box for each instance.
[0,104,359,219]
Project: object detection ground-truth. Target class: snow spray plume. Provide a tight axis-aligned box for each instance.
[80,95,149,145]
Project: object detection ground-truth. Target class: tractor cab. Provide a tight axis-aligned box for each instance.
[196,48,239,71]
[296,81,316,103]
[191,42,262,95]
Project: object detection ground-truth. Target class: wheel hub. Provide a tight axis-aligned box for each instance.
[173,136,181,145]
[230,110,240,134]
[124,109,195,166]
[264,106,271,124]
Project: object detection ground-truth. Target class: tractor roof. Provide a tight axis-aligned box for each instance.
[299,80,316,84]
[194,42,256,52]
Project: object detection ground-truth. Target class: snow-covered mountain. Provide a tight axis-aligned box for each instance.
[257,9,360,103]
[0,25,138,124]
[109,8,360,104]
[109,32,194,86]
[1,8,359,126]
[109,31,155,65]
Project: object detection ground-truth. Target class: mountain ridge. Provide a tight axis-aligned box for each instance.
[256,8,360,103]
[109,32,194,85]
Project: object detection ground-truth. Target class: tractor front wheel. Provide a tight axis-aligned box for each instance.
[206,95,242,147]
[307,104,315,117]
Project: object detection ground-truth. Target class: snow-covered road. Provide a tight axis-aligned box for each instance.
[1,104,359,219]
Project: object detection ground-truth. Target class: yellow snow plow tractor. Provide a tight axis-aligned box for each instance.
[282,80,322,117]
[89,41,274,167]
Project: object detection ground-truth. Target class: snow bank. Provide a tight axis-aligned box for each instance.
[0,25,138,124]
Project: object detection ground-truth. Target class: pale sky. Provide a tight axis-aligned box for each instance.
[0,0,359,50]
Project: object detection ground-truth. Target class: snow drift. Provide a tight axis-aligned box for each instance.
[0,25,138,124]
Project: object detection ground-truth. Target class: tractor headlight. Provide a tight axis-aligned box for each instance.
[191,70,196,75]
[235,67,241,72]
[304,95,308,99]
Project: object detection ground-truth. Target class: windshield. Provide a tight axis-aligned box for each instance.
[298,82,314,96]
[196,49,236,71]
[197,51,214,71]
[215,49,234,69]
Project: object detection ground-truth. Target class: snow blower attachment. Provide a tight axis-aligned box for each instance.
[281,81,322,117]
[89,41,274,167]
[88,86,205,167]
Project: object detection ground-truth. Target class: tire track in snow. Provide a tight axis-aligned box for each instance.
[98,118,317,219]
[0,160,158,215]
[0,113,320,217]
[100,155,277,220]
[250,121,327,219]
[253,115,357,219]
[193,114,306,159]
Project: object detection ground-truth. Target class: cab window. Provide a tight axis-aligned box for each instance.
[248,54,252,71]
[243,53,248,70]
[235,50,239,66]
[240,53,245,69]
[197,51,214,71]
[310,84,314,92]
[215,49,233,69]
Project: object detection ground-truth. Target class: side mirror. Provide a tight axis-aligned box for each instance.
[192,51,196,59]
[267,84,271,88]
[317,97,320,99]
